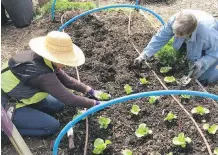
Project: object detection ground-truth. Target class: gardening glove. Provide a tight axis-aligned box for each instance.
[95,101,107,106]
[86,89,111,101]
[190,62,202,78]
[133,52,148,67]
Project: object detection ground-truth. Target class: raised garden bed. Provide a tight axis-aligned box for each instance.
[1,9,218,155]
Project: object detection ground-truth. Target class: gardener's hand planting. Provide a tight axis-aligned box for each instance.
[86,89,111,101]
[133,53,148,67]
[190,62,202,78]
[95,101,107,106]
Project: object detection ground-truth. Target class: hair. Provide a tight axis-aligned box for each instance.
[172,11,197,37]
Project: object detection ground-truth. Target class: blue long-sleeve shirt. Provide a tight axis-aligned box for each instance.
[143,10,218,78]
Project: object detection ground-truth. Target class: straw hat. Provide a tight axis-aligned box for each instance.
[29,31,85,67]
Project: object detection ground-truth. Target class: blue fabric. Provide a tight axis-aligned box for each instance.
[13,95,64,136]
[198,60,218,84]
[143,10,218,80]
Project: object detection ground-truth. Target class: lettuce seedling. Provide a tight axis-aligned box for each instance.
[164,76,176,83]
[214,148,218,155]
[122,149,132,155]
[172,132,192,148]
[149,96,159,104]
[167,153,173,155]
[203,124,218,134]
[130,104,141,115]
[191,106,209,116]
[124,84,133,95]
[97,92,111,101]
[164,112,177,122]
[135,123,152,137]
[72,110,85,120]
[181,95,191,99]
[160,67,172,73]
[99,116,111,129]
[139,77,149,85]
[93,138,112,154]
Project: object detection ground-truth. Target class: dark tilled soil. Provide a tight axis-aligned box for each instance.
[2,10,218,155]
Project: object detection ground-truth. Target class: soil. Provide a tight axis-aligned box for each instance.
[1,2,218,155]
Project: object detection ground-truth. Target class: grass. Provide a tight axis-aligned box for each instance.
[36,0,96,17]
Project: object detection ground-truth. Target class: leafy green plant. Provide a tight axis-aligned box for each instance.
[203,124,218,134]
[149,96,159,104]
[135,123,152,137]
[154,39,185,66]
[122,149,132,155]
[214,148,218,155]
[72,110,85,120]
[164,76,176,83]
[93,138,112,154]
[181,95,191,99]
[130,105,141,115]
[191,106,209,116]
[99,117,111,129]
[172,132,192,148]
[38,0,96,16]
[139,77,149,85]
[124,84,133,95]
[167,153,173,155]
[160,66,172,73]
[97,92,111,101]
[164,112,177,122]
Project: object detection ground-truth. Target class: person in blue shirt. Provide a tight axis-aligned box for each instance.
[134,10,218,85]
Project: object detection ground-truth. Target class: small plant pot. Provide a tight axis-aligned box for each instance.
[164,120,178,128]
[181,98,190,103]
[192,113,210,123]
[131,114,140,121]
[137,134,153,145]
[165,82,178,86]
[172,143,193,154]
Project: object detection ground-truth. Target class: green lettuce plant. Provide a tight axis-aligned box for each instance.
[124,84,133,95]
[135,123,152,137]
[203,124,218,134]
[97,92,111,101]
[164,76,176,83]
[130,104,141,115]
[122,149,132,155]
[160,67,172,73]
[191,106,209,116]
[172,132,192,148]
[99,117,111,129]
[72,110,85,120]
[167,153,173,155]
[154,39,185,66]
[214,148,218,155]
[139,77,149,85]
[181,95,191,99]
[164,112,177,122]
[149,96,159,104]
[93,138,112,154]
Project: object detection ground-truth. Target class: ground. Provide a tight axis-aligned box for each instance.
[1,0,218,155]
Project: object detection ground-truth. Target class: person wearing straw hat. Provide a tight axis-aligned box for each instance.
[134,10,218,85]
[1,31,109,136]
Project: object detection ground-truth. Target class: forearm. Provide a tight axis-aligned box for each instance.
[36,73,96,108]
[142,16,175,58]
[55,68,90,93]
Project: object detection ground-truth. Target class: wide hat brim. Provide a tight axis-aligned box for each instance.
[29,36,85,67]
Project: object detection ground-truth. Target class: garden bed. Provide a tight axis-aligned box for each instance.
[59,10,218,155]
[2,10,218,155]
